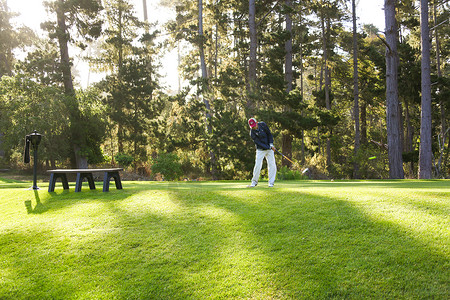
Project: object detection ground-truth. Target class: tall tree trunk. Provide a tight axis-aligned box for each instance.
[282,0,293,167]
[433,1,446,177]
[315,61,321,155]
[142,0,153,91]
[360,99,367,144]
[300,37,305,163]
[142,0,148,21]
[56,2,74,94]
[247,0,257,114]
[117,3,124,154]
[352,0,360,179]
[405,101,414,175]
[418,0,432,179]
[321,15,331,169]
[199,0,217,179]
[214,24,218,79]
[384,0,404,179]
[56,0,87,168]
[284,0,293,93]
[2,2,13,77]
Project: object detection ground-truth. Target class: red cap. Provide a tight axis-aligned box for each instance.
[248,118,257,128]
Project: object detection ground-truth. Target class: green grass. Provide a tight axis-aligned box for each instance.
[0,177,449,299]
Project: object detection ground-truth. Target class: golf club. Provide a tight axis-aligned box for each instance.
[274,148,296,165]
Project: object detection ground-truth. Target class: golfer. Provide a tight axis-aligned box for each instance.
[247,118,277,187]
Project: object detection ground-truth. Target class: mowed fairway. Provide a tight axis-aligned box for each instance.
[0,178,449,299]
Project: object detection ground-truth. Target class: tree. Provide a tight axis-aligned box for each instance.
[43,0,103,168]
[282,0,294,167]
[308,0,347,171]
[398,42,421,177]
[321,8,332,168]
[198,0,218,179]
[91,0,144,155]
[384,0,404,179]
[418,0,432,178]
[0,75,70,167]
[432,0,448,177]
[115,55,162,163]
[351,0,360,178]
[0,0,35,78]
[248,0,257,113]
[15,40,63,86]
[0,0,14,77]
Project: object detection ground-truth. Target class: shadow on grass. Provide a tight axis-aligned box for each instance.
[24,181,138,214]
[26,181,245,215]
[164,187,449,298]
[0,178,27,184]
[280,179,450,189]
[1,181,448,299]
[0,178,30,189]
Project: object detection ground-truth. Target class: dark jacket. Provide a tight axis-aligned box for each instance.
[250,122,274,150]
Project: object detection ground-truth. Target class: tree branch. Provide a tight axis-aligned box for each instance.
[375,31,392,53]
[257,0,282,27]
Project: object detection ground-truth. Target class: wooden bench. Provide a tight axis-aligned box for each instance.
[47,168,123,192]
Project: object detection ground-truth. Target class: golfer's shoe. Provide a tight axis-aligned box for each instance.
[246,184,257,188]
[268,184,274,187]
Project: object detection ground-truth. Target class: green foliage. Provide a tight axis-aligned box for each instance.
[92,0,163,165]
[73,88,108,165]
[0,0,36,77]
[151,152,182,181]
[14,40,62,86]
[180,157,203,179]
[276,166,304,180]
[114,153,134,167]
[0,75,71,165]
[352,145,390,179]
[0,0,447,179]
[304,153,330,179]
[209,109,255,180]
[41,0,103,46]
[0,75,108,167]
[88,0,143,71]
[403,150,419,164]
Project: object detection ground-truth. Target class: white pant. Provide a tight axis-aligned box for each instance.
[251,149,277,186]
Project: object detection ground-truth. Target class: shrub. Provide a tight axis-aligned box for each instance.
[276,166,304,180]
[114,153,134,167]
[304,153,329,179]
[151,153,182,181]
[180,158,203,180]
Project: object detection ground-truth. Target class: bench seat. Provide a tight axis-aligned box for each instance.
[47,168,123,192]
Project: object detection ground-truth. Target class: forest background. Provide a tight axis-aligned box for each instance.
[0,0,448,180]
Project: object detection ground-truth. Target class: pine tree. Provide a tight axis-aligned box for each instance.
[418,0,433,178]
[43,0,103,168]
[384,0,404,179]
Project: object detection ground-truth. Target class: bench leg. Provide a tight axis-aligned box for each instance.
[48,173,69,192]
[75,173,82,192]
[48,173,57,192]
[60,174,69,190]
[103,171,122,192]
[75,173,96,192]
[113,173,123,190]
[86,173,96,190]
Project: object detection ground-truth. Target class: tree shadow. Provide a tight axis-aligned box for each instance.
[25,181,138,214]
[165,185,449,298]
[0,181,31,189]
[280,179,450,189]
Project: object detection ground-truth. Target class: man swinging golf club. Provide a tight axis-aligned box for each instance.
[247,118,277,188]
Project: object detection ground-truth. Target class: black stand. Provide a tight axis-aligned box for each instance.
[30,149,39,190]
